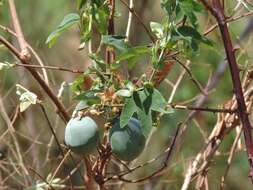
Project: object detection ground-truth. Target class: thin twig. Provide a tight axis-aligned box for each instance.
[125,0,134,42]
[49,149,71,186]
[27,45,49,84]
[14,62,84,73]
[172,57,207,96]
[168,104,237,114]
[39,104,65,157]
[220,126,243,190]
[204,10,253,36]
[119,0,156,43]
[29,167,56,190]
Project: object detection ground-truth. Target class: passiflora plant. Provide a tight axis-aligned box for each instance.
[44,0,215,188]
[43,0,253,188]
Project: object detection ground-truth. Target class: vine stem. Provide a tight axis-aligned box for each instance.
[199,0,253,181]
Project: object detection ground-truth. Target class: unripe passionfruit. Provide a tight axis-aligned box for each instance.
[109,118,146,161]
[64,116,99,154]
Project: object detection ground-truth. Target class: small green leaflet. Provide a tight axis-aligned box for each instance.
[120,87,172,137]
[150,21,164,39]
[172,25,212,51]
[79,12,92,50]
[116,46,150,63]
[72,100,89,117]
[74,89,101,105]
[161,0,203,27]
[16,84,37,112]
[0,61,14,70]
[46,13,80,47]
[102,35,151,68]
[92,5,108,35]
[89,53,106,71]
[77,0,87,10]
[120,97,136,128]
[74,100,89,111]
[70,75,85,93]
[115,89,132,97]
[176,0,203,26]
[101,35,129,52]
[161,0,176,15]
[115,81,135,98]
[137,109,152,138]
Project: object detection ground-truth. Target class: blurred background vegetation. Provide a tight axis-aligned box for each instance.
[1,0,253,189]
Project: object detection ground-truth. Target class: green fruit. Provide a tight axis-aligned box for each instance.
[109,118,146,161]
[64,116,99,154]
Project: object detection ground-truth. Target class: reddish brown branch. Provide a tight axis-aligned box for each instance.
[5,0,70,122]
[106,0,116,65]
[8,0,27,51]
[199,0,253,181]
[39,104,65,157]
[0,35,70,122]
[108,0,115,35]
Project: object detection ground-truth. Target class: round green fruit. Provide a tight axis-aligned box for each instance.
[109,118,146,161]
[64,116,99,154]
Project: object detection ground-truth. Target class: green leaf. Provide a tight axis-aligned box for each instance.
[92,5,109,34]
[70,75,85,93]
[133,91,144,110]
[125,81,135,92]
[16,84,37,112]
[172,25,212,51]
[132,90,152,137]
[46,13,80,47]
[137,88,171,114]
[74,100,89,111]
[115,89,132,97]
[173,0,203,26]
[0,61,14,70]
[102,36,150,68]
[116,46,150,67]
[120,97,137,128]
[74,90,101,105]
[101,35,129,52]
[177,26,202,41]
[150,89,172,113]
[77,0,87,10]
[161,0,176,14]
[150,21,164,39]
[89,53,106,71]
[79,12,92,49]
[178,26,212,45]
[137,109,152,138]
[120,88,171,135]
